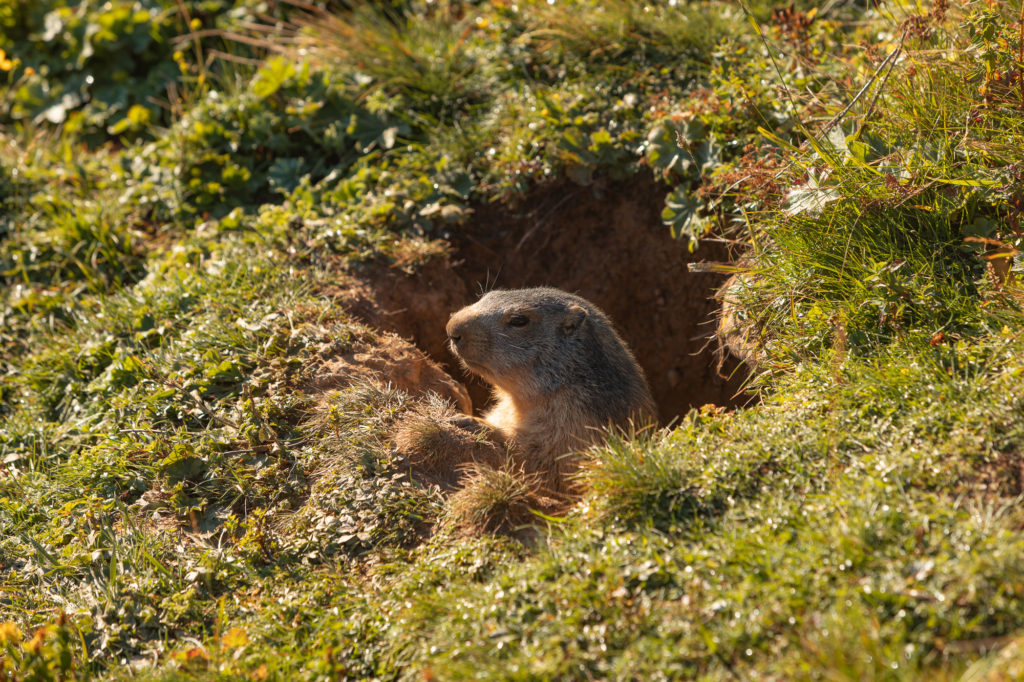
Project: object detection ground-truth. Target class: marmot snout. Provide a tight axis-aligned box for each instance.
[446,287,656,491]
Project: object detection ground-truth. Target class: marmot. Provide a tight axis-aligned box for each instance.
[446,287,656,492]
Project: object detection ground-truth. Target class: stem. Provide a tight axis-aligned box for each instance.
[1018,1,1024,106]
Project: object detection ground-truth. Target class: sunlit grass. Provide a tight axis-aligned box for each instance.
[446,459,544,536]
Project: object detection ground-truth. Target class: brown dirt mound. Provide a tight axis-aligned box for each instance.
[330,172,749,422]
[328,254,471,391]
[302,329,471,413]
[392,396,507,490]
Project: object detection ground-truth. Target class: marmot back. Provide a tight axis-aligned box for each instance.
[446,287,656,491]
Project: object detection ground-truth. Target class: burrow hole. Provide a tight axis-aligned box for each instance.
[348,172,751,423]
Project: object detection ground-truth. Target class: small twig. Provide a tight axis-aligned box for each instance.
[821,30,906,138]
[171,29,282,49]
[686,262,745,274]
[186,389,241,431]
[174,0,206,80]
[1018,2,1024,107]
[942,633,1015,655]
[514,190,579,252]
[857,30,908,132]
[221,445,274,456]
[762,31,908,188]
[816,0,847,19]
[205,49,264,66]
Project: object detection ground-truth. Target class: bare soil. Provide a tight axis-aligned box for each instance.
[301,330,472,414]
[330,172,750,422]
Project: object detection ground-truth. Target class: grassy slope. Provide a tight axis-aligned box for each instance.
[2,0,1024,679]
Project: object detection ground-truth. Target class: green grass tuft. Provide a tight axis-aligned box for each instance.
[446,459,545,536]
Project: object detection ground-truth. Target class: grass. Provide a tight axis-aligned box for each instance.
[446,459,544,536]
[1,0,1024,679]
[361,330,1024,679]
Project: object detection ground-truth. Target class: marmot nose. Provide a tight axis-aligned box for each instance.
[446,318,466,349]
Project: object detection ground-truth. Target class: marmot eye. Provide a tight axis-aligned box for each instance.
[508,315,530,327]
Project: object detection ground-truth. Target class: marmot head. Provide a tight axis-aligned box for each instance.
[447,287,612,402]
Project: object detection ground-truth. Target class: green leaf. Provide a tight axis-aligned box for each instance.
[784,172,841,217]
[646,124,689,177]
[252,56,297,99]
[268,158,306,195]
[662,186,708,248]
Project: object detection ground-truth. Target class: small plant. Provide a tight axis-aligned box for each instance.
[0,617,83,681]
[580,414,768,531]
[392,394,505,486]
[446,459,545,536]
[289,3,488,125]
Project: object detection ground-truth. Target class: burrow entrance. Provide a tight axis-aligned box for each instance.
[336,172,750,423]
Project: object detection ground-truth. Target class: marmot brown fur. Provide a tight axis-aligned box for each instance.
[446,287,656,492]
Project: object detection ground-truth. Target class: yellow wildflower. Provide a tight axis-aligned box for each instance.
[24,627,49,654]
[0,622,21,644]
[0,50,13,71]
[221,626,249,649]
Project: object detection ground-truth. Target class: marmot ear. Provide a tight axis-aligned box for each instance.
[561,304,588,337]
